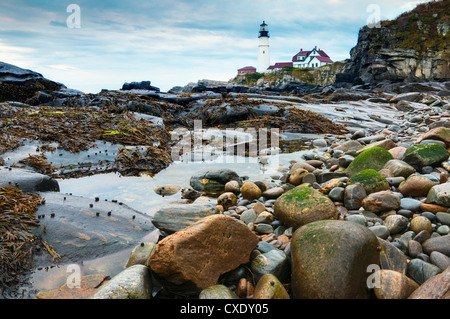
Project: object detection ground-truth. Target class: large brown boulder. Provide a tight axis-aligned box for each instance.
[148,214,259,296]
[291,220,380,299]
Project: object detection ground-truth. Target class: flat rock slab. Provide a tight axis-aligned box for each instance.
[0,166,59,192]
[32,192,154,266]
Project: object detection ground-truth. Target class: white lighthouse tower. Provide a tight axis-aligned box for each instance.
[257,21,270,73]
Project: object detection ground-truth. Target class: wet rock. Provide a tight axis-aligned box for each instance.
[253,274,290,299]
[418,127,450,148]
[398,175,435,197]
[427,183,450,207]
[407,259,442,285]
[362,190,401,213]
[254,211,274,224]
[291,220,379,299]
[199,285,239,299]
[240,181,262,201]
[344,184,367,210]
[154,185,181,197]
[438,225,450,235]
[373,269,419,299]
[240,209,257,225]
[217,192,238,210]
[224,180,241,194]
[408,240,423,258]
[400,198,422,212]
[348,169,390,194]
[190,168,240,195]
[345,214,367,226]
[91,265,152,299]
[251,249,290,283]
[152,203,218,234]
[35,274,109,299]
[346,146,393,177]
[383,159,416,178]
[328,187,345,202]
[356,139,397,155]
[333,140,363,153]
[32,192,154,265]
[402,144,449,169]
[255,223,274,234]
[384,215,409,235]
[126,242,157,268]
[0,166,59,192]
[389,147,407,159]
[148,214,259,296]
[422,235,450,256]
[289,168,308,185]
[420,203,449,213]
[273,185,337,229]
[378,238,408,274]
[262,186,284,199]
[181,187,202,201]
[430,252,450,271]
[368,225,390,240]
[410,216,433,234]
[408,266,450,299]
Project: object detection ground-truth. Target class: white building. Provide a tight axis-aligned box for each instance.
[257,21,271,73]
[292,47,333,68]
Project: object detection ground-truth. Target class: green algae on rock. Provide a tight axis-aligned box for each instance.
[348,169,390,194]
[291,220,380,299]
[346,146,393,177]
[402,144,449,169]
[273,184,337,229]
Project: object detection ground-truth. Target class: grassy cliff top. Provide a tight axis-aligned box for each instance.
[378,0,449,52]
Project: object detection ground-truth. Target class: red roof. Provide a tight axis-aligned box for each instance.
[315,56,334,63]
[292,48,332,62]
[273,62,293,69]
[238,66,256,71]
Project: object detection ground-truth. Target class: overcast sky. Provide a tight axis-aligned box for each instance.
[0,0,432,92]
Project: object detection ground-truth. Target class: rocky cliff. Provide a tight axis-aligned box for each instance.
[337,0,449,86]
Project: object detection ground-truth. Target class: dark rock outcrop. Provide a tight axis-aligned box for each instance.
[337,1,449,86]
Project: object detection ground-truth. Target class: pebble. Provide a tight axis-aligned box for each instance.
[429,251,450,271]
[410,216,433,234]
[384,214,409,235]
[368,225,390,240]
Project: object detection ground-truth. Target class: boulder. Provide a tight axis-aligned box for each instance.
[198,285,239,299]
[373,270,419,299]
[402,144,449,169]
[348,169,390,194]
[0,166,59,192]
[383,159,416,178]
[190,168,240,195]
[344,184,367,210]
[148,214,259,296]
[273,185,337,229]
[91,265,152,299]
[240,181,262,201]
[291,220,380,299]
[31,192,154,265]
[422,235,450,256]
[427,183,450,207]
[408,266,450,299]
[418,127,450,148]
[346,146,393,177]
[253,274,290,299]
[362,190,401,213]
[151,203,219,234]
[398,175,435,197]
[407,259,442,285]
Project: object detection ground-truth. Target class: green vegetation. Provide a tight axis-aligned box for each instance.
[378,0,449,52]
[346,146,393,177]
[348,169,390,194]
[231,62,345,87]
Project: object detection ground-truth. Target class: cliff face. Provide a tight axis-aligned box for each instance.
[337,0,450,85]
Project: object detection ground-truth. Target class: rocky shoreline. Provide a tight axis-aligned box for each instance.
[2,81,441,299]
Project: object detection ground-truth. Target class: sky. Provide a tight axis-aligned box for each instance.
[0,0,434,93]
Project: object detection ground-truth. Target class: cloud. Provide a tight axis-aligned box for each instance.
[0,0,437,92]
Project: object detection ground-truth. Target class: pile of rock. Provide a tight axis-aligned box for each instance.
[73,121,450,298]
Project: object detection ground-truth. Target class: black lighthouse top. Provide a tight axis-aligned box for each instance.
[259,21,269,38]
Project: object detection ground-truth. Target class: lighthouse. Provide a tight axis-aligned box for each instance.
[257,21,270,73]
